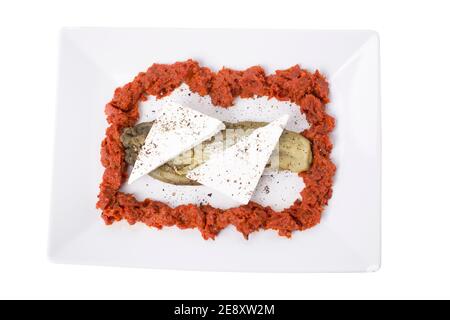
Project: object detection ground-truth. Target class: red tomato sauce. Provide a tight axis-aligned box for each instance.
[97,60,335,239]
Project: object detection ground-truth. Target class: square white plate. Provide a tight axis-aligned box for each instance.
[49,28,381,272]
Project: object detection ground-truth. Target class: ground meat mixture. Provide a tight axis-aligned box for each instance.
[97,59,336,240]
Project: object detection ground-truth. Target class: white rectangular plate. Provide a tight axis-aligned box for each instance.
[49,28,381,272]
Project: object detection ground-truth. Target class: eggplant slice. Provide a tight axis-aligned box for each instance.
[121,121,312,185]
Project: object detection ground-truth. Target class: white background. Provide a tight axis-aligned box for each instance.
[0,0,449,300]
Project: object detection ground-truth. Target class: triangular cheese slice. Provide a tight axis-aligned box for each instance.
[186,115,289,205]
[128,104,225,184]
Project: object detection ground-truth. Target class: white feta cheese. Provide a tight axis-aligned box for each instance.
[186,115,289,205]
[128,103,226,184]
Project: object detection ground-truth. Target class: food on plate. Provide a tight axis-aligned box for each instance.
[97,59,335,239]
[186,115,289,205]
[121,120,313,185]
